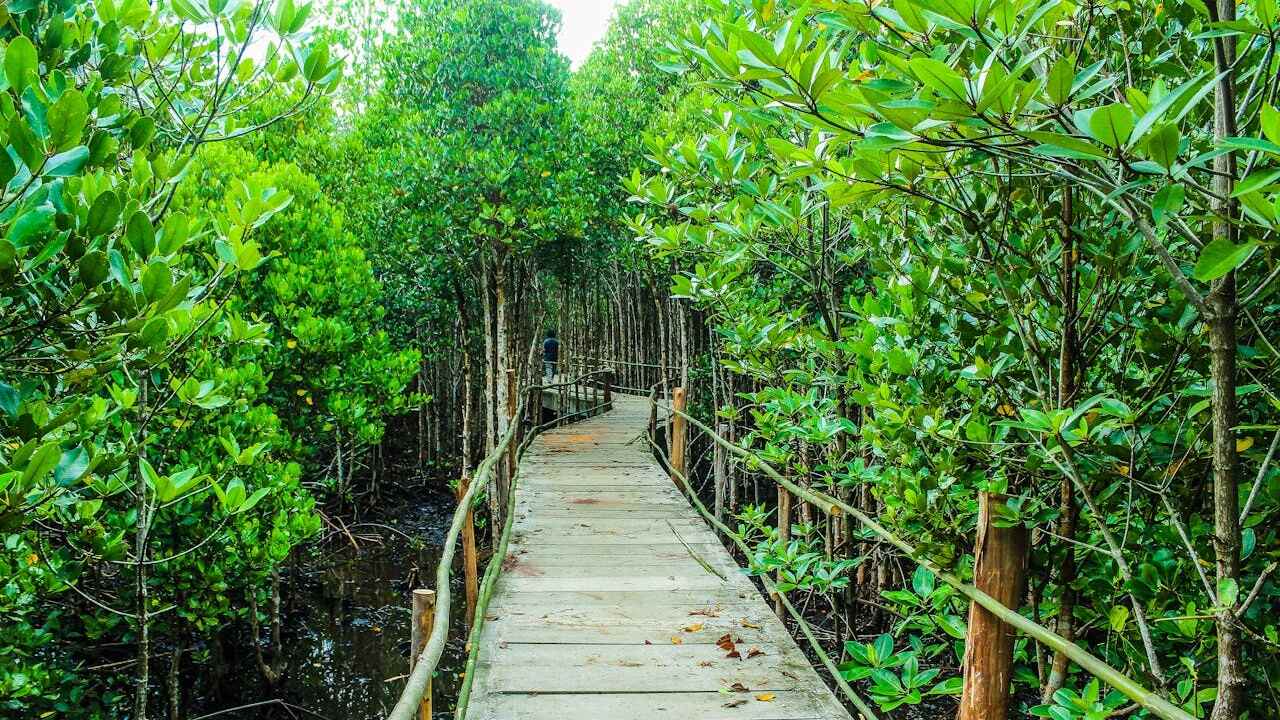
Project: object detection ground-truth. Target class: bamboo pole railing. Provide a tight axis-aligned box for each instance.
[385,369,616,720]
[655,398,1195,720]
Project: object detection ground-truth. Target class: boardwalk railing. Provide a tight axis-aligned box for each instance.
[386,369,615,720]
[651,393,1194,720]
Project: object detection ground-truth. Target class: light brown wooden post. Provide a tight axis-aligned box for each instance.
[409,588,435,720]
[458,475,478,627]
[648,390,658,439]
[774,486,791,617]
[505,369,517,484]
[713,422,727,523]
[603,369,613,410]
[670,387,687,488]
[959,493,1028,720]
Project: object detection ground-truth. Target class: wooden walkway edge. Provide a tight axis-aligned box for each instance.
[467,394,854,719]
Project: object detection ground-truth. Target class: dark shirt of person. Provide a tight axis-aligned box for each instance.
[543,336,560,362]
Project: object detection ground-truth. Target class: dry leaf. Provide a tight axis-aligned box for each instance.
[723,699,748,708]
[740,619,761,629]
[755,692,776,702]
[717,634,736,652]
[683,622,704,632]
[726,649,742,659]
[690,607,722,617]
[747,646,765,658]
[729,682,750,692]
[670,636,683,645]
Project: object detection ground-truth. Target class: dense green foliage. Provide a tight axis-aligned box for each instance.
[2,0,1276,716]
[609,0,1280,717]
[0,0,420,715]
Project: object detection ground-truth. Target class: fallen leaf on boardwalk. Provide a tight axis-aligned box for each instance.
[717,633,735,651]
[747,646,765,658]
[740,619,761,629]
[690,607,721,617]
[726,649,741,659]
[722,699,748,708]
[670,635,683,645]
[644,639,652,645]
[698,660,714,667]
[755,693,776,702]
[729,682,750,692]
[683,622,704,632]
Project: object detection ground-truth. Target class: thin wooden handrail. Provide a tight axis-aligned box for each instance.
[654,400,1194,720]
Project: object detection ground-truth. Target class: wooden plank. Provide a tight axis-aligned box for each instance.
[467,691,848,720]
[478,642,818,693]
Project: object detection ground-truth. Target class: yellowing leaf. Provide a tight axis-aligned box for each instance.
[683,622,704,632]
[997,404,1016,417]
[286,339,297,348]
[670,636,683,645]
[755,693,776,702]
[1237,436,1254,452]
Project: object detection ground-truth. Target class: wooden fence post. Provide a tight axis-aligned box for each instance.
[409,588,435,720]
[505,369,517,485]
[603,369,613,410]
[774,485,791,617]
[670,387,687,488]
[458,474,478,628]
[713,422,727,523]
[959,492,1028,720]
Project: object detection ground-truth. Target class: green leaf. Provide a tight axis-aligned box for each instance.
[126,211,156,257]
[1146,124,1181,169]
[1045,56,1074,105]
[1152,184,1184,225]
[886,347,913,375]
[4,36,38,94]
[44,145,89,177]
[86,191,122,236]
[6,205,56,249]
[909,57,968,101]
[1088,103,1135,148]
[1023,131,1107,159]
[1193,239,1260,282]
[78,250,109,286]
[22,442,62,486]
[1261,105,1280,146]
[1231,168,1280,197]
[0,381,19,417]
[1108,604,1129,631]
[47,89,88,151]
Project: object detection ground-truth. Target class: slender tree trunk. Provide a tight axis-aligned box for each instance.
[1045,185,1080,700]
[1209,3,1245,715]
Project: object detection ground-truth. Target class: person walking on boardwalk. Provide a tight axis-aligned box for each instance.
[543,329,559,380]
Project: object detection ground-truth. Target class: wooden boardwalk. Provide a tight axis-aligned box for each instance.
[468,393,853,719]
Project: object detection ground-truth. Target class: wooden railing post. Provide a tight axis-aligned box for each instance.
[458,473,478,627]
[774,483,791,617]
[409,588,435,720]
[603,369,613,410]
[505,369,517,489]
[713,422,727,523]
[670,387,687,488]
[959,492,1028,720]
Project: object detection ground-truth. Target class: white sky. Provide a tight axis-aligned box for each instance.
[546,0,622,68]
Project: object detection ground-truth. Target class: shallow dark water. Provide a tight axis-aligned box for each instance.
[192,485,472,720]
